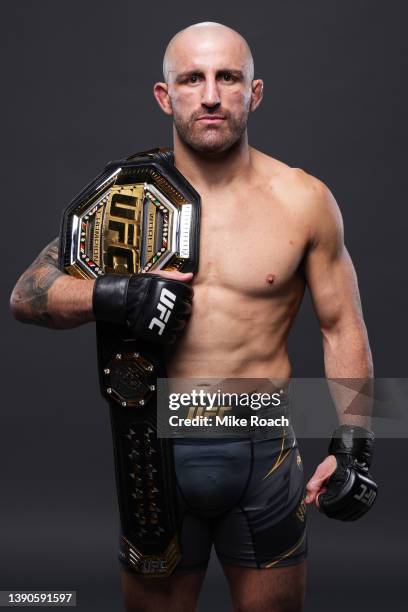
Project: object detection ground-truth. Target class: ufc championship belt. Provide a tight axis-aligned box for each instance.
[59,148,200,576]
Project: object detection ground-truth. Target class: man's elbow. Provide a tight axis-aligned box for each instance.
[323,325,369,352]
[321,318,373,365]
[9,287,31,324]
[322,318,366,346]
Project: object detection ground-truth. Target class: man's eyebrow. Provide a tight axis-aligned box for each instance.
[174,68,245,82]
[217,69,245,79]
[175,70,204,82]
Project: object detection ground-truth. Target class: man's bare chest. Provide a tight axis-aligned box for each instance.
[195,192,308,296]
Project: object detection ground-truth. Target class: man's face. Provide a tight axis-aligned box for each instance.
[165,36,254,154]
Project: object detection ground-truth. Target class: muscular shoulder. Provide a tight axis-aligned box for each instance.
[253,148,331,206]
[252,149,343,246]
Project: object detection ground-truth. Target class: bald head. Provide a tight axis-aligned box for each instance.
[162,22,254,83]
[155,22,263,156]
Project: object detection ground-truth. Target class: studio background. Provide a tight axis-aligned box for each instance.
[1,1,407,610]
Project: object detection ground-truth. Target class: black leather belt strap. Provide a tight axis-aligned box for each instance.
[59,148,200,576]
[97,324,180,575]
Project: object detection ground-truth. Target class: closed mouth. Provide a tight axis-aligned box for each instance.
[197,116,225,121]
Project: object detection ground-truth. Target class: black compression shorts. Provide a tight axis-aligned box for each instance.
[171,434,307,572]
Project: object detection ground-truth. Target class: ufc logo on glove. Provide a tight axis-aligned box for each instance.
[149,288,177,336]
[354,484,377,507]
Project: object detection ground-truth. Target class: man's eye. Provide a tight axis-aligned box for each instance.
[222,73,233,82]
[189,75,200,83]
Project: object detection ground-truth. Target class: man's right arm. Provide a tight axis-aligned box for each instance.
[9,237,95,329]
[10,237,194,337]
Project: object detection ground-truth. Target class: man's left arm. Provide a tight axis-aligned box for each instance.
[303,178,373,408]
[301,177,377,517]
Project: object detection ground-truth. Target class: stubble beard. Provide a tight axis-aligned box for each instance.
[173,107,250,155]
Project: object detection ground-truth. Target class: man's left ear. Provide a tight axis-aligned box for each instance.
[250,79,264,112]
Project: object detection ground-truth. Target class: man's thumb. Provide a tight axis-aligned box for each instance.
[306,462,332,492]
[153,270,194,283]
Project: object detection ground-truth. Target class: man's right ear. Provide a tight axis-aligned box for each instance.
[153,82,173,115]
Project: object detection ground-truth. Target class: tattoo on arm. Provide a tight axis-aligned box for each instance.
[11,238,64,326]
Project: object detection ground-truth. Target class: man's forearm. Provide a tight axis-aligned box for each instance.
[322,322,374,430]
[10,238,95,329]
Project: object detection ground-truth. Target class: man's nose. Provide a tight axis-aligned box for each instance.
[201,79,221,109]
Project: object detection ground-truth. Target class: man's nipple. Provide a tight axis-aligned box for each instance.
[266,274,275,284]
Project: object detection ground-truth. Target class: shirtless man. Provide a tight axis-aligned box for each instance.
[10,22,376,612]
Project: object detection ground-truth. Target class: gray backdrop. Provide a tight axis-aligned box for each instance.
[1,1,407,610]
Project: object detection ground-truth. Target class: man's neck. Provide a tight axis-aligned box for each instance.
[172,129,253,191]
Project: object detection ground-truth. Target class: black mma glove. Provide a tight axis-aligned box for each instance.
[93,273,193,344]
[318,424,378,521]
